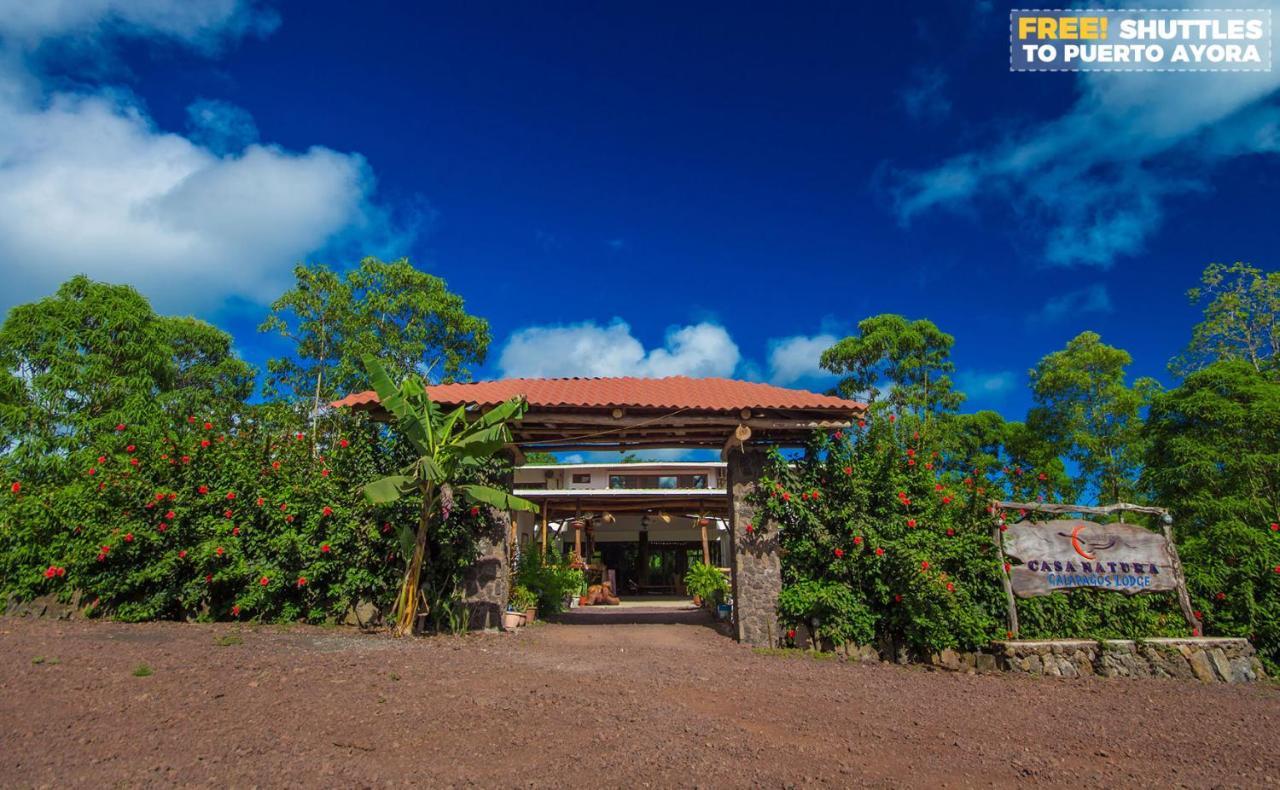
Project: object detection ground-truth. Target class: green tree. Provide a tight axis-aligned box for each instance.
[1027,332,1159,504]
[820,315,963,419]
[360,356,537,636]
[260,257,491,425]
[0,276,252,461]
[1172,262,1280,377]
[1144,360,1280,669]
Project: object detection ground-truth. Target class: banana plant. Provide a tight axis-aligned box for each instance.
[360,355,539,636]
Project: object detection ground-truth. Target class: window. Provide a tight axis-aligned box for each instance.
[571,473,591,484]
[608,473,711,490]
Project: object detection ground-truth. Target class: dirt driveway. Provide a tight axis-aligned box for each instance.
[1,616,1277,788]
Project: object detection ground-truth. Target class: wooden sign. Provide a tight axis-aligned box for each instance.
[1003,519,1181,598]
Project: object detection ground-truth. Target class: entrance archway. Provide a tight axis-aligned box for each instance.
[333,375,865,645]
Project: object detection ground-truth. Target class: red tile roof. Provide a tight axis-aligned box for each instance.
[331,376,863,414]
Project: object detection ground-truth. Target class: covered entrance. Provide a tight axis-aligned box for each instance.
[333,375,864,645]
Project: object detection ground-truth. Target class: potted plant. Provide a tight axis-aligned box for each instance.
[510,585,538,625]
[501,608,525,631]
[683,562,729,610]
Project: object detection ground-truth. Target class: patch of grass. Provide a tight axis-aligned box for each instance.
[752,647,837,662]
[132,664,153,677]
[31,656,44,665]
[214,633,244,647]
[389,672,400,682]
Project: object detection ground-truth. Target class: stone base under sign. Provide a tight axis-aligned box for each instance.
[984,637,1265,683]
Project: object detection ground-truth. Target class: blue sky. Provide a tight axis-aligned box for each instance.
[1,0,1277,428]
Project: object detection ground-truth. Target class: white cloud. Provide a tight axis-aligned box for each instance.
[765,333,838,385]
[0,0,404,315]
[1031,284,1114,325]
[892,0,1280,268]
[0,0,278,51]
[956,370,1017,401]
[497,319,741,379]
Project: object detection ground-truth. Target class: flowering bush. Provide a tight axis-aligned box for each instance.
[754,411,1187,658]
[0,403,416,623]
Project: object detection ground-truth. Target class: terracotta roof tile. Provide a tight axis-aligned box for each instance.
[331,376,863,414]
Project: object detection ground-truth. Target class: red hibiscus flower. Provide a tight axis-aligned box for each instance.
[256,497,265,506]
[177,549,187,559]
[469,505,480,517]
[842,466,852,476]
[934,483,942,491]
[231,605,240,616]
[875,547,884,556]
[339,438,349,448]
[96,552,106,562]
[215,546,224,556]
[168,492,176,501]
[946,529,954,537]
[745,523,755,534]
[945,583,954,592]
[203,421,213,430]
[781,492,791,502]
[1271,523,1279,532]
[88,468,96,476]
[44,566,56,578]
[198,485,209,495]
[786,629,796,640]
[320,544,331,553]
[1004,563,1012,573]
[942,496,952,505]
[853,535,863,545]
[115,423,125,431]
[129,457,139,466]
[232,527,240,536]
[123,533,134,542]
[259,576,269,586]
[321,468,330,477]
[205,574,212,583]
[181,455,191,464]
[1194,610,1203,619]
[280,502,288,511]
[1274,565,1280,575]
[99,456,107,464]
[297,577,307,587]
[9,481,20,494]
[1192,628,1201,637]
[906,519,916,528]
[1216,592,1226,601]
[125,445,135,453]
[164,510,175,520]
[188,416,196,424]
[322,506,333,517]
[223,509,233,519]
[907,459,915,466]
[285,515,294,523]
[225,491,236,501]
[857,420,866,429]
[1005,631,1014,640]
[888,414,895,423]
[893,594,902,603]
[200,439,210,448]
[920,560,929,570]
[833,548,844,558]
[272,461,281,470]
[907,449,915,458]
[296,432,304,441]
[157,524,167,533]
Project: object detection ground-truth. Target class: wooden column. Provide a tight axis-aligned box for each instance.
[540,506,548,557]
[700,519,711,565]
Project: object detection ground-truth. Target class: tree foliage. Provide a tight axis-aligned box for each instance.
[259,257,490,415]
[1173,262,1280,377]
[1145,360,1280,669]
[1027,331,1159,504]
[820,315,963,419]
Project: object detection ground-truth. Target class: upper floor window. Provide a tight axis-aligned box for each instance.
[608,473,708,490]
[571,473,592,484]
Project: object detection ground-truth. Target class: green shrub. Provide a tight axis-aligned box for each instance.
[778,580,874,647]
[508,584,538,611]
[684,561,729,606]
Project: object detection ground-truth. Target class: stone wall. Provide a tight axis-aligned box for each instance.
[726,449,782,646]
[995,638,1265,683]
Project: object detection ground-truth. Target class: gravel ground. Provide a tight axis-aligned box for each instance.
[1,616,1277,788]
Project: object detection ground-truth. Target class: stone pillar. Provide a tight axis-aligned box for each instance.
[726,449,782,646]
[462,467,514,631]
[462,510,510,630]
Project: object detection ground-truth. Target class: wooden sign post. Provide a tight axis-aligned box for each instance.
[992,501,1201,637]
